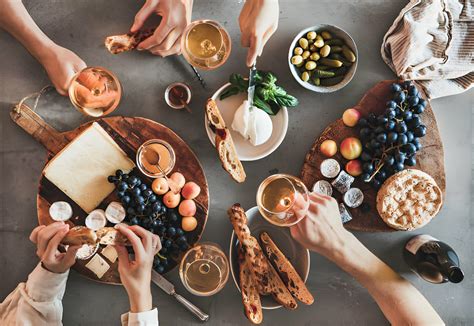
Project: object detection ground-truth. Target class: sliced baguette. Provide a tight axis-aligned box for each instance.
[260,232,314,305]
[265,255,298,310]
[238,246,263,324]
[61,226,97,246]
[206,99,246,183]
[228,204,272,295]
[104,29,154,54]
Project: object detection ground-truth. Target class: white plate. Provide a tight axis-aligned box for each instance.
[228,206,310,310]
[205,83,288,161]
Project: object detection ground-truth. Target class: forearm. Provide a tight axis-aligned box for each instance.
[329,232,444,325]
[0,0,55,61]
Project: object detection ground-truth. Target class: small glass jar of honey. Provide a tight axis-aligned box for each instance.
[136,139,176,178]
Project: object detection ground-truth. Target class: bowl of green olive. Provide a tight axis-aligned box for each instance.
[288,24,358,93]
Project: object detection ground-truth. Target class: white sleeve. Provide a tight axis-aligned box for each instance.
[0,263,69,326]
[121,308,159,326]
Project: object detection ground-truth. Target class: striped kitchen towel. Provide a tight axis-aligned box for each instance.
[381,0,473,99]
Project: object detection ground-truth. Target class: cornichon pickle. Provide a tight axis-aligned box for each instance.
[328,53,353,66]
[316,65,331,70]
[320,75,345,86]
[294,47,303,55]
[325,38,344,46]
[321,31,332,40]
[332,67,348,76]
[307,31,317,40]
[302,50,311,59]
[331,45,343,53]
[320,45,331,57]
[301,71,310,82]
[305,61,317,70]
[291,55,303,65]
[310,52,320,61]
[312,69,335,78]
[319,58,343,67]
[314,35,324,48]
[342,45,356,62]
[299,38,309,49]
[312,77,321,86]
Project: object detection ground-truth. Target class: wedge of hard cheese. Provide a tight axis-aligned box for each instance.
[44,122,135,213]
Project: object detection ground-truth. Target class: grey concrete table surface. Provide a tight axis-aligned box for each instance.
[0,0,472,325]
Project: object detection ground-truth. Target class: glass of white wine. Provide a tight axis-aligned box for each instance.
[68,66,121,117]
[180,20,231,70]
[179,242,229,296]
[256,174,310,227]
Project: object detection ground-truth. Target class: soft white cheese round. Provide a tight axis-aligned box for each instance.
[49,201,73,221]
[231,100,250,138]
[105,201,126,224]
[248,108,273,146]
[85,209,107,230]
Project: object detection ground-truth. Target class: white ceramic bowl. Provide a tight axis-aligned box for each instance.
[205,83,288,161]
[228,206,310,309]
[288,24,358,93]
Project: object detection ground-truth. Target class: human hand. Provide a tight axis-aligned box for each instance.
[114,224,161,313]
[131,0,193,57]
[29,222,80,274]
[39,45,86,96]
[239,0,279,66]
[290,193,351,259]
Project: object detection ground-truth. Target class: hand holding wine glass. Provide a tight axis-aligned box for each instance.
[239,0,279,67]
[131,0,193,57]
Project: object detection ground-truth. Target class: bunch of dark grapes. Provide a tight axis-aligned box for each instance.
[108,169,189,274]
[358,81,427,188]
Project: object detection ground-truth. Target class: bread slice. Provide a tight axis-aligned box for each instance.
[265,255,298,310]
[238,246,263,324]
[62,226,97,246]
[206,99,246,183]
[104,29,154,54]
[260,232,314,305]
[228,204,272,294]
[96,227,130,246]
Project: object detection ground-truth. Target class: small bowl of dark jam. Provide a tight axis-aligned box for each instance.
[165,82,192,110]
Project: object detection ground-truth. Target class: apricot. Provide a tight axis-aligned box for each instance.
[163,191,181,208]
[345,160,363,177]
[182,216,198,232]
[342,108,361,127]
[181,182,201,200]
[320,139,337,157]
[179,199,196,217]
[152,177,169,195]
[340,137,362,160]
[170,172,186,190]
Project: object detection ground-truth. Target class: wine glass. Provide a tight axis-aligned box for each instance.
[180,20,231,70]
[256,174,310,227]
[179,242,229,296]
[68,66,121,117]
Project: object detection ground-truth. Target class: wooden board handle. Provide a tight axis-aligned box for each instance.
[10,104,69,154]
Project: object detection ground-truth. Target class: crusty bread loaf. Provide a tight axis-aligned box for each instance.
[228,204,272,294]
[62,226,97,246]
[206,99,246,183]
[104,29,154,54]
[266,256,298,310]
[61,226,130,246]
[260,232,314,305]
[238,246,263,324]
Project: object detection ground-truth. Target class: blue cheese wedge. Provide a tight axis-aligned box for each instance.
[85,253,110,279]
[101,245,118,263]
[44,122,135,213]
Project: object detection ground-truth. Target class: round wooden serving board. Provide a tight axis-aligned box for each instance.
[10,105,209,284]
[300,80,446,232]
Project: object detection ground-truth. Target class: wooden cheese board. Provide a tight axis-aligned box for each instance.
[300,80,446,232]
[10,104,209,284]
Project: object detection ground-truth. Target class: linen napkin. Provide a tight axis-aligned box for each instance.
[381,0,473,99]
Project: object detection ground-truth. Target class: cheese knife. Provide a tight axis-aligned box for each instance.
[151,270,209,322]
[247,62,257,109]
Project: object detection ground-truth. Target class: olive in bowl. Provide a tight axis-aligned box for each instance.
[288,24,358,93]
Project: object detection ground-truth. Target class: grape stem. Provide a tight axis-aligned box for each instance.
[367,162,385,182]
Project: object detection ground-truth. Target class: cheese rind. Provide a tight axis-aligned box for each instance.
[85,254,110,279]
[101,245,118,263]
[44,122,135,213]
